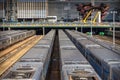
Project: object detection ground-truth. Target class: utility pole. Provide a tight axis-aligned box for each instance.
[111,11,117,48]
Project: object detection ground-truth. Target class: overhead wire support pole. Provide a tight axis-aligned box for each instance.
[90,10,93,37]
[113,11,115,48]
[90,0,94,37]
[111,11,117,48]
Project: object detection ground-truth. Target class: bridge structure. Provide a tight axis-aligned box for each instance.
[0,22,120,28]
[0,22,119,35]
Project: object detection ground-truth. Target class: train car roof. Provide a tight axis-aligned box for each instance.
[88,47,120,63]
[20,47,49,62]
[36,39,52,47]
[2,62,43,80]
[60,49,88,65]
[59,40,76,48]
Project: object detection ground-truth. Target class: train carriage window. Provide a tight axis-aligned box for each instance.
[11,38,14,42]
[95,57,101,66]
[2,41,6,44]
[15,36,17,40]
[2,40,8,44]
[22,34,25,37]
[80,78,87,80]
[6,40,10,43]
[0,41,2,45]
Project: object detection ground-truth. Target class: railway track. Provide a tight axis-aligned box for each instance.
[46,30,61,80]
[94,35,120,54]
[94,35,120,45]
[0,36,36,63]
[0,35,43,77]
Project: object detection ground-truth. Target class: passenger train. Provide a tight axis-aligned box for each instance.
[1,30,55,80]
[59,30,101,80]
[0,30,35,50]
[65,30,120,80]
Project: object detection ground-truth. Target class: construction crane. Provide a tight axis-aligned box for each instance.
[76,3,109,23]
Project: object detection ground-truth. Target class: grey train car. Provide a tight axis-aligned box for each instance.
[59,30,101,80]
[65,30,120,80]
[2,62,43,80]
[1,30,55,80]
[0,30,24,37]
[72,30,120,54]
[112,64,120,80]
[0,30,35,50]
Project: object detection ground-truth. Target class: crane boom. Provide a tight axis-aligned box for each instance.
[83,10,92,23]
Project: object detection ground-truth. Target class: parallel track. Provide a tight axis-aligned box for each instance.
[46,30,61,80]
[0,35,43,77]
[94,35,120,45]
[94,35,120,54]
[0,36,36,63]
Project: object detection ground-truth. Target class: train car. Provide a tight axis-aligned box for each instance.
[65,30,120,80]
[73,30,120,54]
[0,30,35,50]
[0,36,11,50]
[19,44,50,80]
[25,30,35,38]
[0,30,24,38]
[65,30,87,56]
[1,30,55,80]
[65,29,120,55]
[59,30,101,80]
[112,64,120,80]
[2,62,43,80]
[66,30,120,54]
[20,30,55,80]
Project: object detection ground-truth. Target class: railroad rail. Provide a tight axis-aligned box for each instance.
[0,36,36,64]
[0,35,43,77]
[0,36,35,60]
[93,35,120,55]
[94,35,120,45]
[46,30,61,80]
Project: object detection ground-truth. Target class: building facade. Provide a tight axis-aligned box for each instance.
[0,0,119,22]
[0,0,48,22]
[0,0,5,22]
[17,0,48,22]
